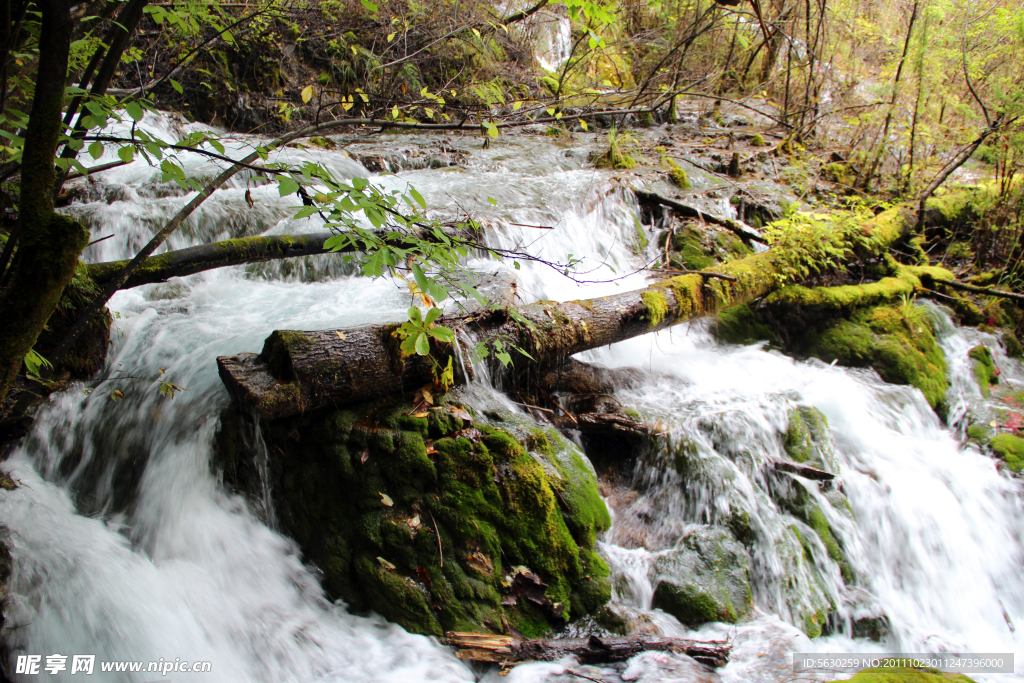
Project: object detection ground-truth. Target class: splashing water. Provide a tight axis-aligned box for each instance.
[3,112,1024,682]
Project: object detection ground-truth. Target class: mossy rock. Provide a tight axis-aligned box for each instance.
[989,433,1024,473]
[668,168,691,189]
[827,666,976,683]
[34,262,112,379]
[784,406,839,473]
[711,303,778,346]
[254,400,612,637]
[1002,332,1023,359]
[809,305,949,416]
[650,527,752,626]
[968,345,997,397]
[966,423,992,445]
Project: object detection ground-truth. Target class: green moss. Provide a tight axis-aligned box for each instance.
[990,434,1024,473]
[966,423,992,444]
[807,505,854,584]
[641,290,670,328]
[810,305,949,414]
[711,303,777,345]
[784,406,838,473]
[968,345,996,397]
[751,133,766,147]
[828,666,976,683]
[261,401,612,637]
[650,528,752,627]
[1003,332,1024,359]
[668,168,691,189]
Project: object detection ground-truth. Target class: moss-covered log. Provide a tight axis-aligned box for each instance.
[219,205,916,420]
[88,232,337,288]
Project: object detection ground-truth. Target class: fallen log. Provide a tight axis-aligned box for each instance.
[635,189,766,244]
[88,233,337,288]
[445,632,731,668]
[218,205,915,420]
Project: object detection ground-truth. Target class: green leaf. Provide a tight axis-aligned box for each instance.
[293,205,319,219]
[277,176,300,197]
[414,332,430,355]
[117,146,135,163]
[87,141,104,160]
[170,79,184,94]
[408,306,422,323]
[360,0,378,12]
[487,197,497,205]
[409,186,426,210]
[427,327,455,343]
[424,307,442,326]
[125,101,145,122]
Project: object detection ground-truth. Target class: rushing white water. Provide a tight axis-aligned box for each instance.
[2,112,1024,682]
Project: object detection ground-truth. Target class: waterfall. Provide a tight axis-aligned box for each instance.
[3,112,1023,682]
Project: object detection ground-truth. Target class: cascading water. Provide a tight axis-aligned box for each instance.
[2,112,1023,682]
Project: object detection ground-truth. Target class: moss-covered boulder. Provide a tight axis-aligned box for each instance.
[989,433,1024,473]
[828,666,976,683]
[784,406,839,473]
[250,399,612,638]
[968,345,997,397]
[34,262,111,379]
[650,527,752,626]
[808,305,949,416]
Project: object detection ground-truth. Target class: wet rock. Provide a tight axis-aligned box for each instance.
[989,434,1024,473]
[968,345,997,397]
[784,406,839,474]
[219,398,612,638]
[650,527,753,626]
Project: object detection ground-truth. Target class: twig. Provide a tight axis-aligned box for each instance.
[511,400,555,414]
[565,670,605,683]
[508,222,554,230]
[428,509,443,568]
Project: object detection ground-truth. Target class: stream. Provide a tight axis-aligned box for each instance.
[2,112,1023,682]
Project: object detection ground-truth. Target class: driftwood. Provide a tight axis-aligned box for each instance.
[635,189,766,244]
[218,205,914,420]
[774,460,835,481]
[445,632,731,668]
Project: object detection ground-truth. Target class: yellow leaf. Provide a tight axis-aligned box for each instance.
[412,412,429,418]
[392,105,399,120]
[336,330,347,341]
[380,492,394,506]
[387,32,396,41]
[579,119,588,131]
[513,100,522,111]
[301,85,314,103]
[377,556,396,570]
[425,107,435,118]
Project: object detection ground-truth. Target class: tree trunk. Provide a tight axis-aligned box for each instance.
[218,205,915,420]
[445,632,731,668]
[0,0,78,404]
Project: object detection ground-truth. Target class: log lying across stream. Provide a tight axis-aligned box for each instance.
[218,205,915,420]
[445,632,732,668]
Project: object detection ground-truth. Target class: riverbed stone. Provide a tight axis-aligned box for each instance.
[784,405,839,474]
[650,527,752,626]
[243,398,612,638]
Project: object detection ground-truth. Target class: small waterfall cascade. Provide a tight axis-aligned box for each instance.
[1,112,1022,682]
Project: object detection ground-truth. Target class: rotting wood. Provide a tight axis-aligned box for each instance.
[218,205,916,420]
[444,632,731,668]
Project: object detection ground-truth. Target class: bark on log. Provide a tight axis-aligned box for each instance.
[218,205,915,420]
[88,233,337,288]
[444,632,731,668]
